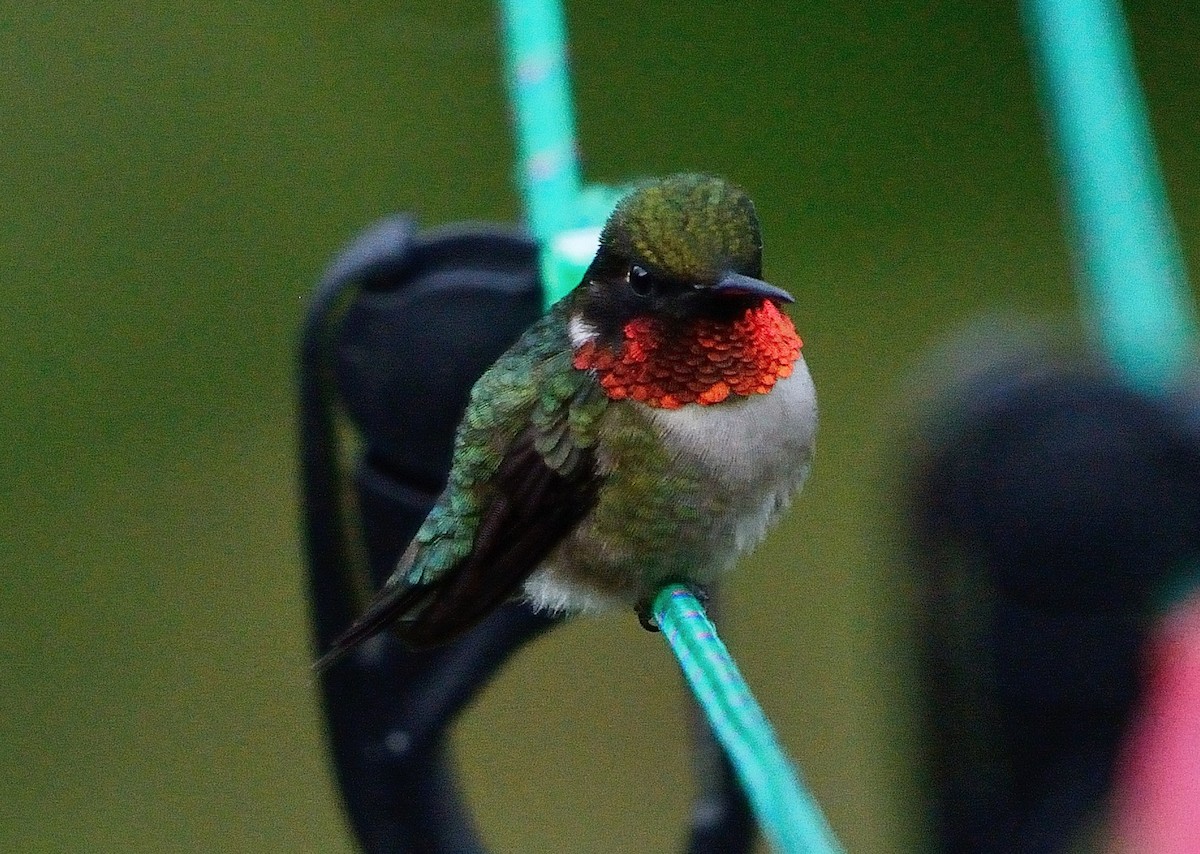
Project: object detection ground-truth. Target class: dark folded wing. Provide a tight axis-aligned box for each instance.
[397,431,600,646]
[315,425,601,668]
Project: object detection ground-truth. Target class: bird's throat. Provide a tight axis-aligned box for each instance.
[572,301,802,409]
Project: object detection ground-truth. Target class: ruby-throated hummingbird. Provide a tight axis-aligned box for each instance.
[317,173,816,666]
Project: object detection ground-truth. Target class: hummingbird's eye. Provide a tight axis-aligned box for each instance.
[629,264,653,296]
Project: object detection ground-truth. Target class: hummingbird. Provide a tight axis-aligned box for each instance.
[317,173,816,666]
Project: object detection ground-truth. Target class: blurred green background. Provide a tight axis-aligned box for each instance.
[2,2,1197,851]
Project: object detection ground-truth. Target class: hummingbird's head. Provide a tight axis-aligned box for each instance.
[574,174,793,335]
[571,174,802,409]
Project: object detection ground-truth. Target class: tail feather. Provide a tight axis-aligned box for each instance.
[313,582,433,672]
[313,427,602,669]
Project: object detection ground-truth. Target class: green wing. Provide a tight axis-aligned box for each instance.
[317,303,607,664]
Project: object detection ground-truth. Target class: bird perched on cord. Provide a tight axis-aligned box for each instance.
[317,173,816,668]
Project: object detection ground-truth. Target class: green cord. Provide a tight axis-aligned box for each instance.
[653,585,845,854]
[497,0,622,307]
[497,0,581,242]
[1022,0,1199,394]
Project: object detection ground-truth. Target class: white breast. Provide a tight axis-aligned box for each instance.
[645,360,817,485]
[643,360,818,553]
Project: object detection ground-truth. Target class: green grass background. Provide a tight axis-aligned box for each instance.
[2,2,1197,851]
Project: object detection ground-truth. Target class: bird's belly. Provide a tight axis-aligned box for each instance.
[523,360,817,614]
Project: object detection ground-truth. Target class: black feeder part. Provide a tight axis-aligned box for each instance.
[298,215,756,853]
[908,352,1200,854]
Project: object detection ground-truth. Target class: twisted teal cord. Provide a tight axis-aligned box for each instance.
[497,0,623,306]
[497,0,582,242]
[653,585,845,854]
[1022,0,1199,393]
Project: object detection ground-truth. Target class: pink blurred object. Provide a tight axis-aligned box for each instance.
[1112,592,1200,853]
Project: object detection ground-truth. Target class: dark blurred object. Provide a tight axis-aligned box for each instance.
[907,330,1200,854]
[298,215,754,853]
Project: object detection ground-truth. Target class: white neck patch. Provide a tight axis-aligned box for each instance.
[568,315,599,348]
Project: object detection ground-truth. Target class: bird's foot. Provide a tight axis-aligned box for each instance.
[635,599,660,632]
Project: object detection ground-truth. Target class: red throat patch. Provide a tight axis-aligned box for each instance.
[572,301,803,409]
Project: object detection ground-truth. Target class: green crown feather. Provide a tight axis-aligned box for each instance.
[600,174,763,281]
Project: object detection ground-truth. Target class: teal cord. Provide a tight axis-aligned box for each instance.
[1022,0,1199,394]
[497,0,623,306]
[653,585,845,854]
[497,0,582,241]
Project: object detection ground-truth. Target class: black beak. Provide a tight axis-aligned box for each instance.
[712,272,794,304]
